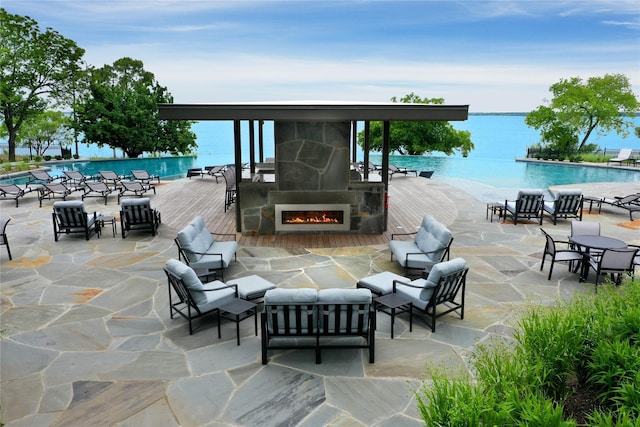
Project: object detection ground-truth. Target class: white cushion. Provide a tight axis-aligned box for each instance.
[357,271,408,295]
[165,259,206,305]
[265,288,317,303]
[176,224,203,262]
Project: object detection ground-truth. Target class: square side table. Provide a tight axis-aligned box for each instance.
[219,298,257,345]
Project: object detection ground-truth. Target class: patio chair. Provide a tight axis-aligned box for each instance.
[117,180,156,203]
[0,184,36,207]
[205,165,225,183]
[223,166,236,212]
[543,189,583,225]
[82,181,114,205]
[164,258,238,335]
[52,201,101,241]
[599,193,640,220]
[368,162,382,172]
[503,189,544,225]
[570,220,602,255]
[1,217,12,260]
[130,169,160,184]
[98,171,128,190]
[28,170,63,186]
[607,148,632,165]
[539,228,584,280]
[388,163,418,180]
[391,257,469,332]
[120,197,161,238]
[585,247,637,292]
[63,170,92,186]
[38,182,83,207]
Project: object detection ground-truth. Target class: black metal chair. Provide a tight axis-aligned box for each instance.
[539,228,584,280]
[543,189,583,225]
[1,217,12,259]
[503,189,544,225]
[586,247,638,292]
[118,181,156,203]
[222,166,236,212]
[0,184,36,208]
[164,258,238,335]
[82,181,115,205]
[120,197,161,238]
[52,201,101,241]
[391,257,468,332]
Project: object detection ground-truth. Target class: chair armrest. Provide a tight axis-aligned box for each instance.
[391,231,417,240]
[209,232,237,241]
[392,279,436,292]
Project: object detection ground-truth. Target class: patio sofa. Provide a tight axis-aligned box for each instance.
[261,288,375,364]
[175,216,238,280]
[389,214,453,275]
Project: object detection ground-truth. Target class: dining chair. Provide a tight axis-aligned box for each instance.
[585,247,638,292]
[570,221,601,255]
[540,228,584,280]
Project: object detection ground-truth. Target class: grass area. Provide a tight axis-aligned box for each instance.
[416,278,640,426]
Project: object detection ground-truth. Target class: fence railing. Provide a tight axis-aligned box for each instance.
[0,144,68,158]
[526,147,639,159]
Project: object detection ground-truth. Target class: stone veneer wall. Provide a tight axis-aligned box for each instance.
[239,121,385,235]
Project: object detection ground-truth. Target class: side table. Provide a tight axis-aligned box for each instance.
[219,298,257,345]
[582,196,602,214]
[374,293,412,339]
[101,215,117,237]
[486,202,504,222]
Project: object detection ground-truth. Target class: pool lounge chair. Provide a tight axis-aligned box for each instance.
[28,170,63,186]
[599,193,640,220]
[543,189,583,224]
[0,184,37,207]
[63,170,93,186]
[205,165,225,183]
[38,182,83,207]
[388,163,418,179]
[131,169,160,184]
[99,171,128,190]
[607,148,632,165]
[503,189,545,225]
[82,181,115,205]
[118,181,156,203]
[1,217,12,259]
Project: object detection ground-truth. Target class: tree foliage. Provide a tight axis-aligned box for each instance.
[0,8,85,161]
[18,110,73,157]
[357,93,474,157]
[525,74,639,152]
[73,57,196,158]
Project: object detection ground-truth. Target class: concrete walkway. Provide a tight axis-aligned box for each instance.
[1,179,639,426]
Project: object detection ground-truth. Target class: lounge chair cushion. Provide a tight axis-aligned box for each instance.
[318,289,372,333]
[176,224,206,262]
[176,217,238,269]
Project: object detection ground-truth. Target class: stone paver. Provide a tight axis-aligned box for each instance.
[1,179,638,426]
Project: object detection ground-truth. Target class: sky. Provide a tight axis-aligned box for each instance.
[4,0,640,112]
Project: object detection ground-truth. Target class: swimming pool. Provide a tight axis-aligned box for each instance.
[2,154,637,192]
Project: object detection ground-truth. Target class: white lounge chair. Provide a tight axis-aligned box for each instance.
[608,148,632,165]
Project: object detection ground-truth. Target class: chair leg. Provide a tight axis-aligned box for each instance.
[547,260,555,280]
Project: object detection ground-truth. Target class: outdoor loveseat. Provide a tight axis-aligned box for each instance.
[261,288,375,364]
[175,216,238,280]
[389,214,453,275]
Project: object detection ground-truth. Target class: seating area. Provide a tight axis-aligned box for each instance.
[1,174,638,426]
[503,188,545,225]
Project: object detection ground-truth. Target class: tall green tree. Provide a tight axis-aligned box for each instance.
[18,110,73,157]
[526,74,639,152]
[358,93,474,156]
[74,57,196,158]
[0,9,85,161]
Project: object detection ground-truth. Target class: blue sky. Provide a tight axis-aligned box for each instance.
[4,0,640,112]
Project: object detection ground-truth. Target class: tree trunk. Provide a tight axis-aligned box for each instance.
[8,129,17,162]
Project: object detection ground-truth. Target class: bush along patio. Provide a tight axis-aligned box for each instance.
[416,278,640,425]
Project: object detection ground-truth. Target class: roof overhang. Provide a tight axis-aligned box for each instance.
[158,102,469,121]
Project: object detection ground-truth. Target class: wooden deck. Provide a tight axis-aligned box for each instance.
[152,174,457,248]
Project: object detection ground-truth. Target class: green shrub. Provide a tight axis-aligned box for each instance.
[43,155,52,161]
[416,280,640,424]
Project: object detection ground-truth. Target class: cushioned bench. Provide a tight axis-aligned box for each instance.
[261,288,375,364]
[175,216,238,280]
[389,214,453,275]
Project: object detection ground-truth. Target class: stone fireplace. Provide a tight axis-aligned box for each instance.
[239,120,385,235]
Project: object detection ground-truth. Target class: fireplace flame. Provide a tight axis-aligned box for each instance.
[284,212,341,224]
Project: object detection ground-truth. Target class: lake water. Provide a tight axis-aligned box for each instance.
[5,115,639,193]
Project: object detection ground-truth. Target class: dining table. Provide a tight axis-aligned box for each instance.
[568,235,628,282]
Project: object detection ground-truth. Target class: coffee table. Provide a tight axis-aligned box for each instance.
[486,202,504,222]
[219,298,257,345]
[374,293,412,339]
